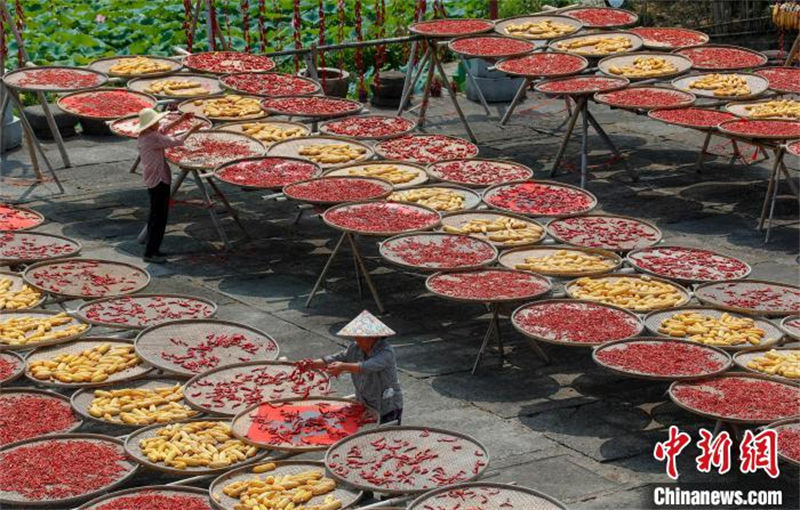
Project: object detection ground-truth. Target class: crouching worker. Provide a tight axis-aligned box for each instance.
[311,310,403,424]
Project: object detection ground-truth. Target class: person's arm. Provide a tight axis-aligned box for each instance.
[328,349,393,376]
[159,112,193,133]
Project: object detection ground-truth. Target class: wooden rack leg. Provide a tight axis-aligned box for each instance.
[579,104,589,189]
[306,232,347,308]
[8,89,63,192]
[585,108,637,183]
[550,96,584,177]
[460,55,491,117]
[696,130,712,172]
[499,78,529,127]
[37,91,71,168]
[397,46,430,115]
[191,169,230,250]
[759,149,783,231]
[353,249,363,299]
[3,86,42,181]
[471,316,497,375]
[430,47,478,143]
[779,160,799,196]
[491,305,505,367]
[346,233,384,313]
[417,48,436,128]
[206,176,248,237]
[396,39,418,114]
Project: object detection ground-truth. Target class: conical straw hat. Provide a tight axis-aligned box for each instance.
[337,310,396,337]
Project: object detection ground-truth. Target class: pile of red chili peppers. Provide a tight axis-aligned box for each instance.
[0,394,78,446]
[425,486,523,509]
[538,76,627,95]
[285,177,389,203]
[0,232,77,261]
[59,90,154,118]
[649,108,736,129]
[721,119,800,139]
[27,260,146,297]
[566,7,636,27]
[328,429,484,489]
[755,67,800,93]
[548,215,660,251]
[221,72,319,97]
[676,46,764,70]
[160,332,276,374]
[0,439,130,500]
[112,113,209,138]
[16,68,102,89]
[216,157,319,189]
[187,359,330,413]
[81,295,214,328]
[486,182,594,216]
[629,246,749,281]
[629,27,707,49]
[166,137,262,168]
[323,115,415,139]
[429,160,530,186]
[324,202,440,234]
[597,88,693,109]
[384,235,495,269]
[0,354,19,382]
[184,51,276,73]
[428,270,548,301]
[449,36,535,57]
[778,427,800,464]
[709,282,800,312]
[411,19,494,36]
[497,53,587,77]
[515,301,640,344]
[262,96,361,116]
[0,205,40,230]
[377,134,478,163]
[248,401,373,446]
[596,341,727,377]
[672,376,800,421]
[93,491,213,510]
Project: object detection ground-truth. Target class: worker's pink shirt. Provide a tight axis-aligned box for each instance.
[138,129,183,189]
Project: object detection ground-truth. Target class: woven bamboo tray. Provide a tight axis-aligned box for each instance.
[0,433,138,507]
[562,6,639,28]
[0,270,45,310]
[56,88,157,121]
[388,184,482,212]
[725,99,800,121]
[88,55,182,78]
[165,130,267,170]
[324,161,429,189]
[0,231,81,265]
[425,268,552,304]
[178,94,268,122]
[217,119,310,143]
[214,156,322,191]
[0,204,44,231]
[379,232,498,272]
[644,306,784,352]
[77,485,211,510]
[564,273,691,312]
[109,112,213,139]
[261,96,363,119]
[134,318,280,377]
[592,337,732,381]
[183,360,331,416]
[220,71,321,97]
[673,44,768,71]
[0,387,83,443]
[732,347,800,383]
[23,258,150,299]
[755,66,800,94]
[717,118,800,141]
[409,482,566,510]
[626,245,751,284]
[70,376,195,427]
[594,85,696,111]
[0,351,25,384]
[0,310,90,352]
[319,114,417,140]
[439,211,546,248]
[231,396,378,452]
[2,66,107,92]
[409,18,494,38]
[598,52,692,81]
[781,316,800,341]
[499,245,622,278]
[495,51,588,78]
[448,34,538,60]
[694,279,800,317]
[765,417,800,467]
[630,27,709,51]
[548,31,643,58]
[546,213,662,252]
[325,426,489,494]
[494,14,582,40]
[24,338,153,389]
[374,134,479,164]
[322,201,441,237]
[672,73,768,101]
[482,180,598,218]
[209,460,362,510]
[283,176,394,206]
[127,73,223,99]
[427,158,535,188]
[267,136,374,170]
[76,293,217,330]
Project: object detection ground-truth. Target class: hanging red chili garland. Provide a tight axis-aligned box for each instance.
[318,0,327,88]
[182,0,194,52]
[337,0,346,69]
[354,0,366,100]
[241,0,251,52]
[433,0,446,18]
[208,0,220,50]
[292,0,302,71]
[373,0,386,89]
[0,7,7,68]
[257,0,266,51]
[13,0,24,65]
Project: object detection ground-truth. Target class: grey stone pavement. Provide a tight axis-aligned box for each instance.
[1,90,799,509]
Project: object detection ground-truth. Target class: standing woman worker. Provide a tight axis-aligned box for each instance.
[136,108,201,263]
[312,310,403,424]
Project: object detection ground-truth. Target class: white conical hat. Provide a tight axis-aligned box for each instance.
[337,310,396,337]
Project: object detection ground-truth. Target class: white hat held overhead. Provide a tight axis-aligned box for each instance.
[337,310,396,338]
[137,107,168,132]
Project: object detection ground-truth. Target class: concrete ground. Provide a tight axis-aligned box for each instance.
[1,89,798,509]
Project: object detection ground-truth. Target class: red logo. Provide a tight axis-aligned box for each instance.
[696,428,732,475]
[654,425,692,480]
[740,429,779,478]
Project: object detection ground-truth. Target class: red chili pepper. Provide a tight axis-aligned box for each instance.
[166,136,262,168]
[0,394,78,446]
[384,235,495,270]
[0,205,40,231]
[429,270,547,300]
[216,157,318,189]
[649,108,736,129]
[779,428,800,464]
[596,87,694,109]
[755,67,800,93]
[324,202,439,234]
[496,53,586,77]
[323,116,415,139]
[486,182,593,216]
[92,491,212,510]
[0,356,19,382]
[629,246,748,281]
[549,215,659,251]
[596,341,726,377]
[0,232,77,260]
[184,51,275,73]
[411,19,493,36]
[262,96,361,116]
[429,159,530,187]
[566,7,636,27]
[707,282,800,312]
[285,177,388,203]
[721,119,800,139]
[160,332,277,373]
[449,36,535,58]
[59,90,154,118]
[221,72,318,96]
[630,27,707,49]
[16,68,102,89]
[676,46,764,70]
[672,376,800,421]
[538,76,626,95]
[376,134,478,163]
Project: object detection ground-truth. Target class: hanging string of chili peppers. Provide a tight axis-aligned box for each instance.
[208,0,220,50]
[292,0,302,72]
[241,0,251,52]
[374,0,386,89]
[272,0,286,53]
[433,0,446,18]
[257,0,266,51]
[354,0,366,100]
[337,0,346,71]
[0,7,7,69]
[13,0,24,65]
[222,5,234,50]
[182,0,194,53]
[318,0,327,88]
